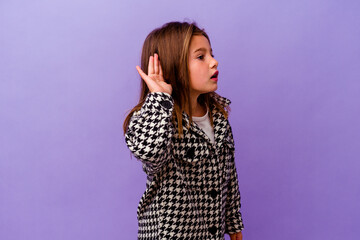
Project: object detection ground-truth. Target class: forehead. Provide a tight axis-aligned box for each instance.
[189,35,211,53]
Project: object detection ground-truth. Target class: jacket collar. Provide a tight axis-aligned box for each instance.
[180,92,231,150]
[210,92,231,108]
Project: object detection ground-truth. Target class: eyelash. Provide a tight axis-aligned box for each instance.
[197,54,215,60]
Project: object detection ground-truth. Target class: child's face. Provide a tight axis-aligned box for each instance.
[188,35,219,97]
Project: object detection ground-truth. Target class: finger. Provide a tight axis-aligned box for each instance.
[148,56,154,75]
[136,66,150,84]
[154,53,159,74]
[159,60,163,76]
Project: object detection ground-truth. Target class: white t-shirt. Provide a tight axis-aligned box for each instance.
[192,107,215,144]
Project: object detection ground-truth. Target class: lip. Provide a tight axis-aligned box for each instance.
[211,70,219,80]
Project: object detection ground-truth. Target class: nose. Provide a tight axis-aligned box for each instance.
[210,56,218,69]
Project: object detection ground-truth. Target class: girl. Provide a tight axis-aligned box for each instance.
[123,21,244,240]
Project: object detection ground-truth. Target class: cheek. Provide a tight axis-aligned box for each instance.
[188,66,198,83]
[189,64,204,79]
[190,72,203,86]
[188,62,207,88]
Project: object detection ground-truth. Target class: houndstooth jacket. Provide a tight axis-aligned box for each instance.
[125,91,244,240]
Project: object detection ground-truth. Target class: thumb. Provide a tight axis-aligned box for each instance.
[136,66,146,79]
[136,66,151,85]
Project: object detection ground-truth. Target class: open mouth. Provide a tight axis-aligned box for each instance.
[211,71,219,79]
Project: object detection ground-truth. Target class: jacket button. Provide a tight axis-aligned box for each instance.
[209,189,218,198]
[185,147,195,158]
[160,100,172,109]
[208,226,217,235]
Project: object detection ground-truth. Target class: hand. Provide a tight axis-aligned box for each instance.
[136,53,172,95]
[230,231,243,240]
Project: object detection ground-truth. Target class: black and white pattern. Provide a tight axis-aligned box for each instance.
[125,92,244,240]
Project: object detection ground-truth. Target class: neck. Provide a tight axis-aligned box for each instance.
[188,92,206,117]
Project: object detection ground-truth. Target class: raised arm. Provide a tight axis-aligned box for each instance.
[125,53,174,175]
[125,91,174,175]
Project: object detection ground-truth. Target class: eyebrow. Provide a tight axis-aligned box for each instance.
[193,47,213,54]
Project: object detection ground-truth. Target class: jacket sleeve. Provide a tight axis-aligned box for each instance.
[225,125,245,234]
[125,92,174,175]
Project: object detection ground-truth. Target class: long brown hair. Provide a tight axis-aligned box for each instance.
[123,21,230,138]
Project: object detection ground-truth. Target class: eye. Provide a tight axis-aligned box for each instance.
[197,55,204,60]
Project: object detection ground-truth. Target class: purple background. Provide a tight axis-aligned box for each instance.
[1,0,359,239]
